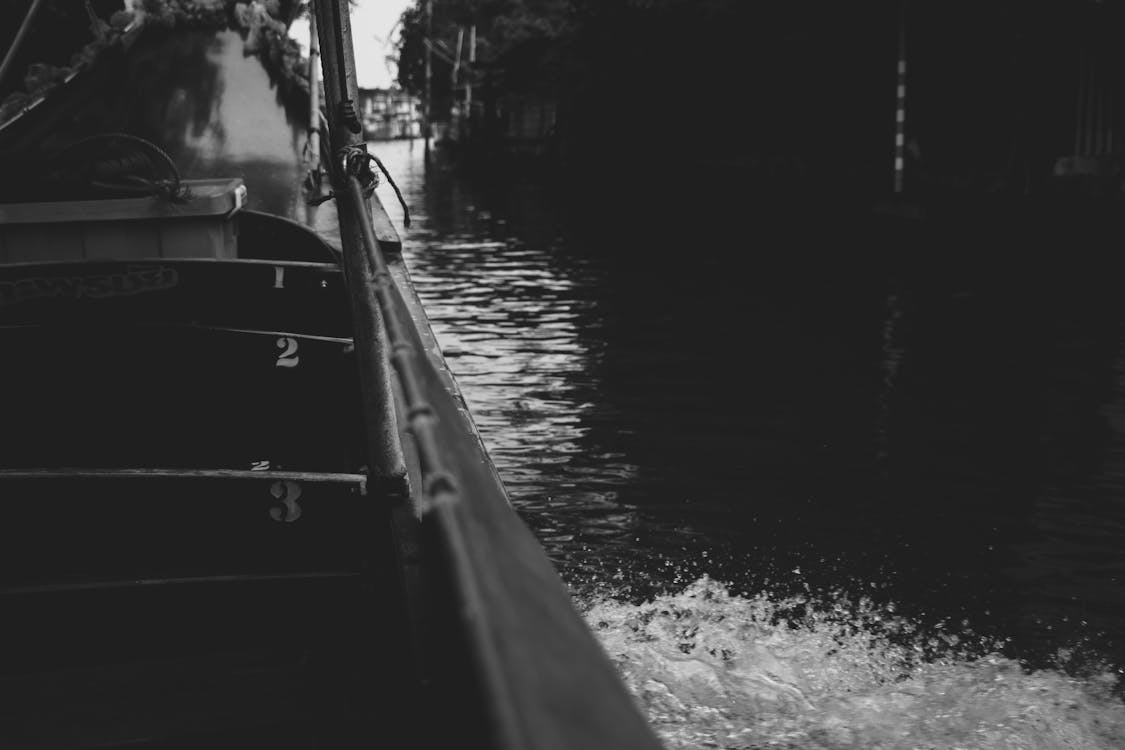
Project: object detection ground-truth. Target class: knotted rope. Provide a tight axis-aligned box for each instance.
[307,144,411,229]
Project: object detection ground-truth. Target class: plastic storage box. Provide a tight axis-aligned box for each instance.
[0,179,247,263]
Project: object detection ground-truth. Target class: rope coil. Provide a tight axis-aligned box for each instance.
[49,132,191,203]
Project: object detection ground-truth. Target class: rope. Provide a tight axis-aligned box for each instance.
[367,151,411,229]
[339,144,411,228]
[307,190,336,207]
[306,144,412,229]
[49,132,190,203]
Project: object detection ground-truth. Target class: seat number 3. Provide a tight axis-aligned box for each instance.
[269,480,303,522]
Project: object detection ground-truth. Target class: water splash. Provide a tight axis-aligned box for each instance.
[583,577,1125,749]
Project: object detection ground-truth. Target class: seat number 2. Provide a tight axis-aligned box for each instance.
[276,337,300,368]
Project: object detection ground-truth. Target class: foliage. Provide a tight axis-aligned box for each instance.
[396,0,576,98]
[1,0,311,128]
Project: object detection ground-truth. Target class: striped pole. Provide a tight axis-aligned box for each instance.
[893,0,907,193]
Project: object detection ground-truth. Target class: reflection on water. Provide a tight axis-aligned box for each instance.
[365,145,646,558]
[155,30,306,219]
[361,139,1125,746]
[168,30,306,219]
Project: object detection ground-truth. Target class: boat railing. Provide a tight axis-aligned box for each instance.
[323,81,664,750]
[305,3,665,746]
[336,161,664,750]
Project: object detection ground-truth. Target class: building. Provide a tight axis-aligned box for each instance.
[357,87,421,140]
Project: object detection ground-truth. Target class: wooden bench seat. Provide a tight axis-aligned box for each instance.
[0,471,373,586]
[0,324,367,473]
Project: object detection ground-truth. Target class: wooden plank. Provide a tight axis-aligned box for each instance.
[0,181,243,224]
[0,570,358,597]
[0,474,371,585]
[0,257,340,272]
[0,468,366,488]
[131,322,353,345]
[80,219,163,261]
[368,193,402,255]
[1,224,85,262]
[0,324,365,474]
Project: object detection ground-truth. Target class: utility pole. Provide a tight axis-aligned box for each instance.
[424,0,433,163]
[307,13,321,171]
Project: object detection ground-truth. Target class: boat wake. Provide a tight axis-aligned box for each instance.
[582,577,1125,749]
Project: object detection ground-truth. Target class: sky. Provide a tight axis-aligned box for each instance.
[288,0,414,89]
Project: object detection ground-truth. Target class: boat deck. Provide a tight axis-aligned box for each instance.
[0,251,418,748]
[0,573,409,749]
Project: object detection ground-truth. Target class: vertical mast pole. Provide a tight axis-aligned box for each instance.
[311,0,407,497]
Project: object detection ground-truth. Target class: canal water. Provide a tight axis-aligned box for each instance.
[362,140,1125,748]
[85,28,1125,748]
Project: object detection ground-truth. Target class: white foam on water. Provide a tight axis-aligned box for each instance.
[583,577,1125,749]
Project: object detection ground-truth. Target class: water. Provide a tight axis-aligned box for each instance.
[361,140,1125,748]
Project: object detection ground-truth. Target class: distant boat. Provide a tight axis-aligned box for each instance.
[0,3,662,748]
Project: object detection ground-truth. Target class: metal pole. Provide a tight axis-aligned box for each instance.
[312,0,407,497]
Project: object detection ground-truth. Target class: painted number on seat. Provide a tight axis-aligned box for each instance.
[276,337,299,367]
[269,480,303,522]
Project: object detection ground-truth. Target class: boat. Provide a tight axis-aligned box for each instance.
[0,3,663,748]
